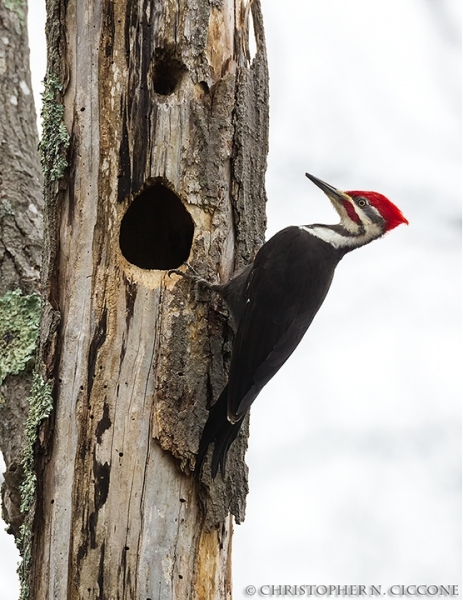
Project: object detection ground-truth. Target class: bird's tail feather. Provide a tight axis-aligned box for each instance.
[211,417,243,478]
[195,385,244,478]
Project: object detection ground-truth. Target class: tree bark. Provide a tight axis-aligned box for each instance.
[0,0,43,540]
[28,0,268,598]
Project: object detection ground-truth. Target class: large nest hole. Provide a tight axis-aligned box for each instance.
[152,51,187,96]
[119,184,194,270]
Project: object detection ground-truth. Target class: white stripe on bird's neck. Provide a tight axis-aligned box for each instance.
[300,223,383,249]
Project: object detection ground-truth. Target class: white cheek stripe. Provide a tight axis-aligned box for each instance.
[300,224,383,249]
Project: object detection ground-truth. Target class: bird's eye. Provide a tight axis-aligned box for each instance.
[357,198,367,207]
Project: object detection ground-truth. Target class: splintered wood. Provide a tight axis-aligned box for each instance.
[33,1,268,598]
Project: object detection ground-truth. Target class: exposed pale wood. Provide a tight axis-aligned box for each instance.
[31,0,268,598]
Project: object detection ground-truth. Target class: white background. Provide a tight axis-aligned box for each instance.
[0,1,460,598]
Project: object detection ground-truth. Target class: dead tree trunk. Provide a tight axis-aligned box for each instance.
[0,0,43,541]
[27,0,268,598]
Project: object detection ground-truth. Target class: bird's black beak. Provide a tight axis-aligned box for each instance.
[305,172,350,217]
[305,173,344,199]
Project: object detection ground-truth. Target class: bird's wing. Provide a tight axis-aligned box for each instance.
[227,226,339,421]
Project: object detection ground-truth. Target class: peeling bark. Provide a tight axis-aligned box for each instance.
[30,0,268,597]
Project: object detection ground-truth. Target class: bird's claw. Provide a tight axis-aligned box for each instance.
[168,268,185,279]
[168,263,200,278]
[168,265,203,283]
[168,263,217,292]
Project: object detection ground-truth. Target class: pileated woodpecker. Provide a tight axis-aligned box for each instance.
[173,173,408,478]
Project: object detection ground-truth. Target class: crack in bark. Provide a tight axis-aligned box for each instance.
[29,0,269,596]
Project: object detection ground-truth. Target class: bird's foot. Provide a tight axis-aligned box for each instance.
[168,264,216,292]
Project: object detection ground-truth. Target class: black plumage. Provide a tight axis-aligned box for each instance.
[196,226,345,477]
[184,172,408,478]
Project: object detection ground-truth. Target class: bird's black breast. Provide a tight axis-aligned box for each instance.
[227,226,342,419]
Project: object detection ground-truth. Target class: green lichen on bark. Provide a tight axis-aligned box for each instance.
[39,73,70,183]
[0,289,44,598]
[0,198,14,218]
[3,0,25,19]
[20,374,53,513]
[0,289,41,392]
[17,374,53,600]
